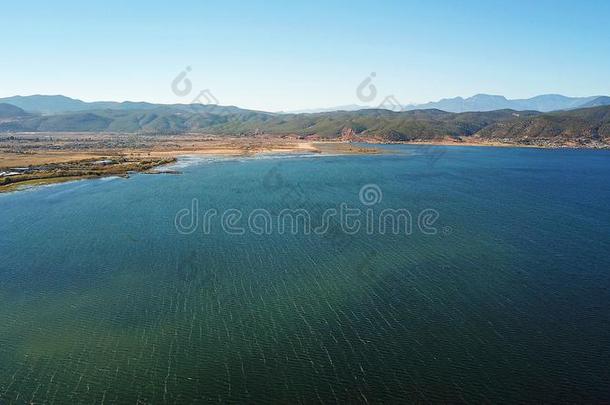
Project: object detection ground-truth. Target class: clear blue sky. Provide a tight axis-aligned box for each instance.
[2,0,609,111]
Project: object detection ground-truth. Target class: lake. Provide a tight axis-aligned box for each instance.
[1,145,609,403]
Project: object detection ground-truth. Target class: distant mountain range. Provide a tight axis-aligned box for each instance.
[580,96,610,108]
[0,95,254,116]
[403,94,606,113]
[284,105,368,114]
[0,95,155,114]
[3,94,610,115]
[291,94,610,114]
[0,103,29,119]
[1,94,609,147]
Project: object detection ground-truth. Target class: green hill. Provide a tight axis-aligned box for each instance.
[1,103,609,147]
[475,106,610,145]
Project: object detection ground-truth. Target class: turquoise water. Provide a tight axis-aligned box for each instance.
[1,145,610,403]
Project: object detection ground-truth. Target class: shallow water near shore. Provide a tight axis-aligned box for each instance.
[1,145,610,402]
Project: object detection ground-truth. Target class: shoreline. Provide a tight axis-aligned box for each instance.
[0,157,176,193]
[2,135,608,193]
[350,137,610,150]
[0,141,380,193]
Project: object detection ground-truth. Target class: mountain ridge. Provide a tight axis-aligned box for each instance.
[402,94,603,113]
[3,93,610,115]
[0,95,263,116]
[1,94,609,147]
[284,94,610,114]
[1,101,609,147]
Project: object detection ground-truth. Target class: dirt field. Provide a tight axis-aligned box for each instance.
[0,133,385,169]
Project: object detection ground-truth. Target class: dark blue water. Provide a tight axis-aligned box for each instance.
[1,145,610,403]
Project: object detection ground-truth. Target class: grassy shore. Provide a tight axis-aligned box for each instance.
[0,156,176,193]
[0,175,96,193]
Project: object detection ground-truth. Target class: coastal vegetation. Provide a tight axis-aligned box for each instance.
[0,156,176,192]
